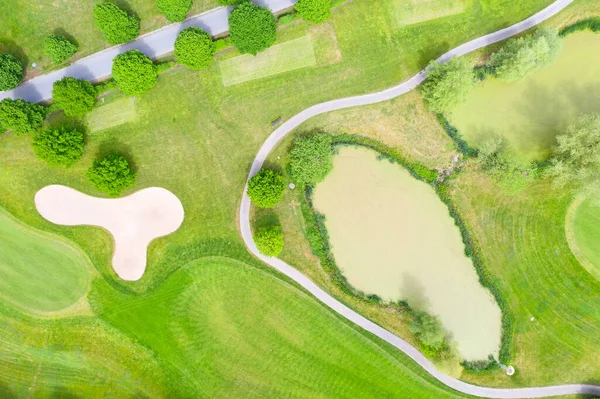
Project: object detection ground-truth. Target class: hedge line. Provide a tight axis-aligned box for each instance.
[559,17,600,37]
[436,114,477,157]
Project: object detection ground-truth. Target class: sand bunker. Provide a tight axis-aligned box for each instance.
[35,185,184,281]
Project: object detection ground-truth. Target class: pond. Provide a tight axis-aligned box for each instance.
[313,146,501,360]
[448,32,600,161]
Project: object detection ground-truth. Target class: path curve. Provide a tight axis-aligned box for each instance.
[240,0,600,397]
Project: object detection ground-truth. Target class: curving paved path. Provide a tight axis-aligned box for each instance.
[240,0,600,397]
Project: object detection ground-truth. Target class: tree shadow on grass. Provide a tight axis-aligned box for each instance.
[253,212,281,230]
[0,38,29,67]
[95,138,138,173]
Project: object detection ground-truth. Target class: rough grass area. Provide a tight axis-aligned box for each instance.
[87,97,137,132]
[566,196,600,281]
[220,36,317,87]
[0,207,91,313]
[394,0,466,26]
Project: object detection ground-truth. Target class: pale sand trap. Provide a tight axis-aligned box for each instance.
[313,147,501,360]
[35,185,184,281]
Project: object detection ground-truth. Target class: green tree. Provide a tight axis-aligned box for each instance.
[229,2,277,55]
[421,58,476,114]
[247,169,286,208]
[254,225,284,257]
[52,77,97,117]
[216,0,245,5]
[174,27,216,70]
[295,0,332,23]
[86,154,136,197]
[478,137,535,194]
[112,50,158,95]
[157,0,192,22]
[0,99,46,135]
[43,35,77,64]
[289,134,333,187]
[548,114,600,199]
[0,53,23,91]
[32,126,84,167]
[94,2,140,45]
[410,311,447,352]
[489,28,562,81]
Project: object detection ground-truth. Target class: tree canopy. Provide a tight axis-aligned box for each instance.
[478,137,535,194]
[0,53,23,91]
[94,2,140,45]
[229,2,277,55]
[32,126,85,167]
[489,28,562,81]
[421,58,476,114]
[247,169,286,208]
[0,99,46,135]
[52,77,97,117]
[254,225,284,257]
[43,35,78,64]
[157,0,192,22]
[295,0,332,23]
[112,50,158,95]
[86,154,136,197]
[174,27,216,70]
[548,114,600,199]
[409,311,447,352]
[289,134,333,187]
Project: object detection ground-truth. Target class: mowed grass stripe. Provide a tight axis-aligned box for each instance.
[394,0,466,26]
[87,97,137,132]
[220,36,317,87]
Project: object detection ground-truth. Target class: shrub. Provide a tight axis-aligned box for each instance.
[478,137,535,194]
[0,53,23,91]
[112,50,158,95]
[32,126,84,167]
[559,18,600,37]
[289,134,333,187]
[247,169,286,208]
[214,37,231,52]
[157,0,192,22]
[421,58,476,114]
[156,60,176,74]
[278,13,299,25]
[0,99,46,135]
[410,311,447,352]
[86,154,136,197]
[43,35,77,64]
[295,0,332,23]
[94,2,140,45]
[52,77,97,117]
[488,28,561,82]
[174,27,216,70]
[216,0,245,5]
[253,225,284,257]
[229,2,277,55]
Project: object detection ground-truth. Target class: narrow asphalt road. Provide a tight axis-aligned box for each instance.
[240,0,600,397]
[0,0,296,103]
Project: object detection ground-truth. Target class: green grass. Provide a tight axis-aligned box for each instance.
[219,36,317,87]
[568,196,600,280]
[0,207,91,313]
[87,97,137,132]
[394,0,466,27]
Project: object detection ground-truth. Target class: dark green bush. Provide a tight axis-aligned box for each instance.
[461,355,498,373]
[0,99,46,135]
[216,0,245,5]
[86,154,136,197]
[247,169,286,208]
[295,0,332,23]
[410,311,448,353]
[214,37,232,52]
[32,126,84,167]
[52,77,97,117]
[436,114,477,157]
[289,134,333,187]
[94,2,140,45]
[112,50,158,95]
[559,17,600,37]
[157,0,192,22]
[253,225,284,257]
[43,35,77,64]
[422,58,476,113]
[0,53,23,91]
[174,27,216,70]
[229,2,277,55]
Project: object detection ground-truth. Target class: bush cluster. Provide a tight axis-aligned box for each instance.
[157,0,192,22]
[112,50,158,95]
[174,27,216,70]
[253,225,284,257]
[295,0,332,24]
[87,154,136,197]
[421,58,476,114]
[52,77,97,117]
[0,99,46,135]
[559,17,600,37]
[247,168,286,208]
[409,311,448,353]
[94,2,140,45]
[289,134,333,187]
[0,53,23,91]
[32,126,85,167]
[43,35,77,64]
[229,2,277,55]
